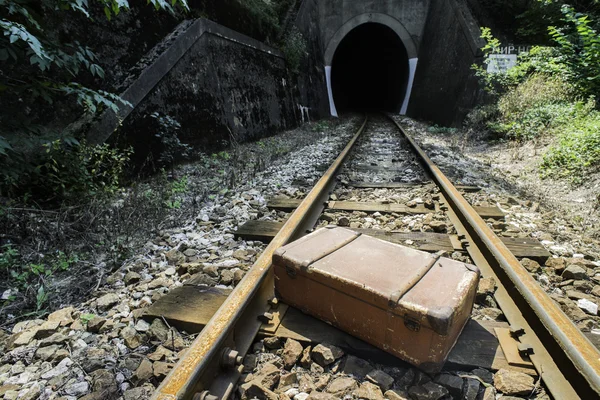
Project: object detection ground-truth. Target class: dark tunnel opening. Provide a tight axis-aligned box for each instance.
[331,23,409,114]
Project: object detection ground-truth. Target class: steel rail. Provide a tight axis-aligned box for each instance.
[151,116,368,400]
[387,115,600,399]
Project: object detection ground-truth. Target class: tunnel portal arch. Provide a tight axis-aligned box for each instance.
[324,13,418,117]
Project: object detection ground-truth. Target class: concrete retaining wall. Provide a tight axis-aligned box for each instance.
[408,0,485,126]
[88,18,328,161]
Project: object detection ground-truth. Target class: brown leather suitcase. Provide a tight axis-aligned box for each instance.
[273,226,480,373]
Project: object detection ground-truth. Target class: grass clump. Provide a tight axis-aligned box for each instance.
[541,110,600,182]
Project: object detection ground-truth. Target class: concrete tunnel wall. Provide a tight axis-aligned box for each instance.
[315,0,485,125]
[322,12,421,117]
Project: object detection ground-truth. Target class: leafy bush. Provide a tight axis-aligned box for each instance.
[0,139,132,204]
[1,244,79,312]
[541,109,600,182]
[493,74,582,140]
[549,4,600,98]
[151,112,192,168]
[0,0,188,204]
[282,26,306,73]
[470,3,600,180]
[427,125,458,135]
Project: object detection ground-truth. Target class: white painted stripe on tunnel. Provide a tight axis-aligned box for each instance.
[325,65,338,117]
[401,58,418,115]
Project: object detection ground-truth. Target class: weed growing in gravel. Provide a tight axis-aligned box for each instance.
[1,245,80,315]
[427,125,458,135]
[312,120,330,133]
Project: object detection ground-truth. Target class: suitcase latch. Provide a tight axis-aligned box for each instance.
[285,266,297,278]
[404,315,421,332]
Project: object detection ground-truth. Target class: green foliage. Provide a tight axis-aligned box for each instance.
[151,112,192,168]
[495,74,577,140]
[548,4,600,98]
[427,125,458,135]
[0,0,188,204]
[1,244,79,311]
[0,139,132,204]
[311,120,330,133]
[471,4,600,180]
[163,174,188,209]
[212,151,231,160]
[80,312,95,324]
[281,26,306,73]
[474,3,600,98]
[541,109,600,182]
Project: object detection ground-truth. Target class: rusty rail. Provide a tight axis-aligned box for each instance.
[387,115,600,400]
[151,117,368,400]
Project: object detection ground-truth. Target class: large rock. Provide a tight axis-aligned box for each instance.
[282,338,303,369]
[520,258,541,273]
[277,372,298,392]
[239,382,278,400]
[326,377,357,395]
[41,357,73,379]
[254,362,280,390]
[263,336,282,350]
[355,381,385,400]
[148,318,170,342]
[493,369,535,396]
[429,221,447,233]
[311,343,343,367]
[298,374,316,393]
[9,328,38,348]
[299,345,312,368]
[307,392,336,400]
[87,316,106,333]
[90,369,118,397]
[165,249,185,265]
[64,381,91,397]
[39,332,68,346]
[433,374,462,397]
[366,369,394,392]
[124,271,141,285]
[463,378,480,400]
[120,326,143,349]
[562,265,587,280]
[133,358,153,383]
[47,306,75,326]
[162,328,185,351]
[123,387,150,400]
[545,257,566,274]
[153,361,172,379]
[20,383,43,400]
[35,345,58,361]
[396,369,416,389]
[384,389,410,400]
[578,299,598,315]
[34,320,60,339]
[342,355,373,378]
[0,385,20,397]
[407,382,449,400]
[476,277,496,302]
[97,293,120,311]
[148,345,174,362]
[81,347,108,373]
[481,386,496,400]
[470,368,493,384]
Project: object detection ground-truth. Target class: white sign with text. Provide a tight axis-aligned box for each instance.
[487,54,517,73]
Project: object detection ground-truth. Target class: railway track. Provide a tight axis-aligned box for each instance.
[151,115,600,400]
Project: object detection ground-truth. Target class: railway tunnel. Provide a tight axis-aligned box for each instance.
[330,23,409,114]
